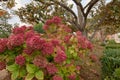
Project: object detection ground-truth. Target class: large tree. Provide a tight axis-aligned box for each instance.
[87,0,120,40]
[16,0,99,35]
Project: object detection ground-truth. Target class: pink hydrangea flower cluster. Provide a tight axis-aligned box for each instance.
[0,16,93,80]
[12,25,26,34]
[26,36,46,50]
[64,34,72,44]
[15,55,25,66]
[23,47,34,55]
[46,63,58,75]
[60,24,72,33]
[33,55,47,68]
[42,42,54,55]
[0,62,6,70]
[43,16,61,30]
[0,38,8,53]
[68,74,76,80]
[52,75,63,80]
[76,31,93,50]
[7,34,24,49]
[51,39,60,47]
[54,48,67,63]
[25,30,36,40]
[89,54,98,62]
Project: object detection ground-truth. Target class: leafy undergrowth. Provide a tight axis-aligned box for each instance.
[80,44,104,80]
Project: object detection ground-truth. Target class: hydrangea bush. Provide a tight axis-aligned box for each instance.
[0,16,93,80]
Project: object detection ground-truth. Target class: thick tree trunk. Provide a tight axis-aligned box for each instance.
[77,5,87,37]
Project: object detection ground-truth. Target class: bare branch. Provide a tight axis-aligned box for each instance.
[84,1,91,10]
[72,0,85,16]
[85,0,99,18]
[52,0,77,21]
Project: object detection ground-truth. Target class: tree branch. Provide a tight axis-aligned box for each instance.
[52,0,77,21]
[85,0,99,18]
[72,0,85,16]
[84,1,91,10]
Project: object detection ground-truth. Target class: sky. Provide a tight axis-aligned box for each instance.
[5,0,111,26]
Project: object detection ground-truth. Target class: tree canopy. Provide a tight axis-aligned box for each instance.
[16,0,99,34]
[88,0,120,36]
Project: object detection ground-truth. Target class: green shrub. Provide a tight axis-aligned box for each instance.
[34,23,45,33]
[105,44,120,49]
[101,44,120,80]
[113,68,120,78]
[108,40,116,44]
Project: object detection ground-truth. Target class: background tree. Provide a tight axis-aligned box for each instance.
[0,9,12,38]
[87,0,120,41]
[16,0,99,35]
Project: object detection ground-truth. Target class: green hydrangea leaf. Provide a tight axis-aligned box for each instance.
[7,64,19,72]
[35,70,44,80]
[11,70,19,80]
[73,52,77,58]
[19,68,27,77]
[25,73,34,80]
[26,64,38,73]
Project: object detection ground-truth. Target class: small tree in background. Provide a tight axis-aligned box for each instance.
[0,9,12,38]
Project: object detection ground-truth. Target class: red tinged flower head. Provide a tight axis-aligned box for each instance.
[76,31,82,36]
[52,16,61,24]
[43,25,49,30]
[0,45,5,53]
[63,25,72,33]
[27,26,33,30]
[25,30,40,41]
[46,63,58,75]
[89,54,98,62]
[42,42,54,55]
[65,27,72,33]
[86,40,93,50]
[25,30,35,40]
[51,39,60,46]
[77,35,86,44]
[76,65,81,71]
[0,62,6,70]
[12,25,26,34]
[59,46,65,51]
[26,36,46,50]
[54,48,67,63]
[68,74,76,80]
[52,75,63,80]
[0,38,8,45]
[15,55,25,66]
[45,16,61,25]
[23,47,34,55]
[0,38,8,53]
[81,43,87,49]
[33,55,48,68]
[45,19,54,25]
[7,34,24,49]
[64,34,72,43]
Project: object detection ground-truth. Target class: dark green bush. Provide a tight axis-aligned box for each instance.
[34,23,45,33]
[108,40,116,44]
[105,44,120,49]
[101,43,120,80]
